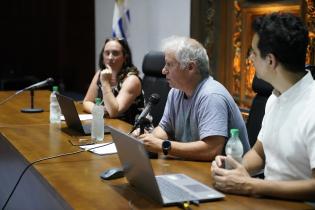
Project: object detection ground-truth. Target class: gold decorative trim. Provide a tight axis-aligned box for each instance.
[306,0,315,64]
[232,0,242,100]
[231,2,303,107]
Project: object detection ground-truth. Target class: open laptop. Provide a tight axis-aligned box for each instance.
[108,126,225,206]
[56,93,110,135]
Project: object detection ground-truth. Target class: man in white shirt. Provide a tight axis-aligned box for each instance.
[211,12,315,201]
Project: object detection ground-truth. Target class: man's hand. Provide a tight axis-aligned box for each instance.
[211,155,226,170]
[211,156,252,195]
[131,128,150,137]
[138,133,163,153]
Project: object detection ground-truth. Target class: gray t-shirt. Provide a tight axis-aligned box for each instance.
[159,76,250,153]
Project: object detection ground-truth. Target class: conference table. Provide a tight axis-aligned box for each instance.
[0,90,314,210]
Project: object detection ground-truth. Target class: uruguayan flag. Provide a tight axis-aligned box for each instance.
[112,0,130,39]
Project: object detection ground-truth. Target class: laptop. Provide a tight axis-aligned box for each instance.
[56,93,110,135]
[108,126,225,206]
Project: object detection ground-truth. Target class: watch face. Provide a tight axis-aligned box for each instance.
[162,140,171,155]
[163,140,171,149]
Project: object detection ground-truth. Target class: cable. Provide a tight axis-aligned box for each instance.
[0,91,22,106]
[2,142,113,209]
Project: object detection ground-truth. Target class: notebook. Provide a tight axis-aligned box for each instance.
[108,126,225,206]
[56,93,110,135]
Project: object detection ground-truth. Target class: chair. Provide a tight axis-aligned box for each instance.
[306,64,315,79]
[246,75,273,147]
[142,51,170,126]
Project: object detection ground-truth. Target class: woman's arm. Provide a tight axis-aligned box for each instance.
[102,73,142,118]
[83,71,100,113]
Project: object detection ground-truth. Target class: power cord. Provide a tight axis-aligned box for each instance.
[2,143,113,209]
[179,200,199,209]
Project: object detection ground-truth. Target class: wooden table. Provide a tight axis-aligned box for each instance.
[0,91,313,210]
[0,90,51,126]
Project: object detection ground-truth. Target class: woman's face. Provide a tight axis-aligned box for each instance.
[103,40,126,72]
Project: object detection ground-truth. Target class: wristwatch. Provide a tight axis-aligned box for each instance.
[162,140,172,155]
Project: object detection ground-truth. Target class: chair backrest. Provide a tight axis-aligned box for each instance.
[142,51,170,126]
[246,75,273,147]
[306,64,315,79]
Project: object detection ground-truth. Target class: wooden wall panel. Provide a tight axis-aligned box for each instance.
[0,0,95,96]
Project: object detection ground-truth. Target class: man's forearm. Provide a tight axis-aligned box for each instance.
[151,126,168,140]
[168,141,219,161]
[167,137,225,161]
[251,178,315,201]
[242,149,265,176]
[242,141,265,176]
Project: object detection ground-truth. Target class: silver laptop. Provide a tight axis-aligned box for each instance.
[108,126,225,206]
[56,93,110,135]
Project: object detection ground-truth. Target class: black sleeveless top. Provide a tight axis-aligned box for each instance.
[97,71,144,125]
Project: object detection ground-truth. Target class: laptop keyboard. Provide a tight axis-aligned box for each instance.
[156,177,198,202]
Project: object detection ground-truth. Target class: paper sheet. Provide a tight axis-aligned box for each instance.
[80,142,117,155]
[61,114,93,121]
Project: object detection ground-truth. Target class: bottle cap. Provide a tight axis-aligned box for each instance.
[95,98,102,105]
[230,128,239,138]
[52,86,58,92]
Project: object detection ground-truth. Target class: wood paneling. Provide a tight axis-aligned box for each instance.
[0,0,94,95]
[191,0,305,107]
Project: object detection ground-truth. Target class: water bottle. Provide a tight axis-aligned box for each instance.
[50,86,61,123]
[225,128,243,169]
[91,98,104,141]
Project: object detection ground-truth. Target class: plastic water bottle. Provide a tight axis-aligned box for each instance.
[225,128,244,169]
[91,98,104,141]
[50,86,61,123]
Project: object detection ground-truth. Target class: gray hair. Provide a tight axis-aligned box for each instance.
[161,36,210,78]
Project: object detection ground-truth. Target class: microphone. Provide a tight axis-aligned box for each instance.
[0,77,55,113]
[129,93,160,159]
[134,93,160,128]
[22,77,55,91]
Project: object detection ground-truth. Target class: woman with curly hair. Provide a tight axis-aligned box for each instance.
[83,38,144,124]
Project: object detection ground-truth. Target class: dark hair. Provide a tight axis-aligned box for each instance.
[98,37,139,81]
[252,12,309,73]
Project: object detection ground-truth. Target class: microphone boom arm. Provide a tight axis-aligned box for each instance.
[128,93,160,134]
[0,91,20,106]
[0,78,54,112]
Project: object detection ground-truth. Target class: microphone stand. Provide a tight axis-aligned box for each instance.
[0,77,53,113]
[21,89,44,113]
[138,117,158,159]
